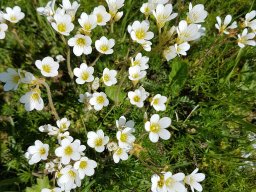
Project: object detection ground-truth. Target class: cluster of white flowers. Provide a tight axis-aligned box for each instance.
[215,11,256,48]
[151,168,205,192]
[26,117,98,192]
[0,6,25,39]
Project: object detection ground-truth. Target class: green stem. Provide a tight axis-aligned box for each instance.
[91,54,101,66]
[61,35,73,79]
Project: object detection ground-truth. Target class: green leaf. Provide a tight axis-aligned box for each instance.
[25,177,50,192]
[169,61,188,97]
[105,85,126,105]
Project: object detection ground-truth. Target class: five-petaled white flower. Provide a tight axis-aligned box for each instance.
[153,4,177,29]
[57,117,70,132]
[57,165,81,192]
[116,127,135,148]
[74,157,97,179]
[93,5,111,26]
[95,36,115,54]
[113,147,129,163]
[78,92,92,103]
[151,94,167,111]
[89,92,109,111]
[184,168,205,192]
[140,3,154,17]
[51,13,74,36]
[215,15,237,34]
[145,114,171,143]
[175,42,191,56]
[128,86,149,108]
[68,34,92,56]
[55,138,83,164]
[61,0,80,20]
[237,28,256,48]
[163,45,177,61]
[102,68,117,86]
[177,20,201,44]
[74,63,94,84]
[187,3,208,24]
[20,88,44,111]
[131,53,149,70]
[78,13,97,34]
[128,66,146,81]
[244,10,256,29]
[106,0,124,19]
[3,6,25,23]
[128,20,154,44]
[164,172,186,192]
[116,116,135,130]
[151,174,167,192]
[0,68,21,91]
[0,23,8,39]
[25,140,49,165]
[87,129,109,152]
[35,56,59,77]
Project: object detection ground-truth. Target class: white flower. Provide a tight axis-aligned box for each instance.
[95,36,115,54]
[68,34,92,56]
[57,117,70,132]
[113,147,129,163]
[237,28,256,48]
[51,13,74,36]
[57,165,81,192]
[89,92,109,111]
[87,129,109,152]
[93,5,111,26]
[74,157,97,179]
[55,138,83,164]
[0,68,21,91]
[107,141,118,151]
[92,77,100,91]
[175,42,190,56]
[153,4,177,29]
[184,168,205,192]
[102,68,117,86]
[3,6,25,23]
[151,94,167,111]
[37,1,53,17]
[78,13,97,34]
[151,174,167,192]
[0,23,8,39]
[145,114,171,143]
[25,140,49,165]
[177,20,201,44]
[140,3,154,16]
[74,63,94,84]
[41,188,62,192]
[78,92,92,103]
[187,3,208,24]
[35,56,59,77]
[128,66,146,81]
[20,71,36,84]
[141,40,153,52]
[215,15,237,34]
[131,53,149,70]
[106,0,124,18]
[163,45,177,61]
[56,55,65,62]
[128,86,149,108]
[20,89,44,111]
[128,20,154,44]
[148,0,169,5]
[113,11,123,22]
[116,127,135,148]
[244,10,256,29]
[57,132,74,144]
[61,0,80,20]
[164,172,186,192]
[116,116,135,130]
[45,161,56,173]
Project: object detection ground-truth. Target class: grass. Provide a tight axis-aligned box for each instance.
[0,0,256,191]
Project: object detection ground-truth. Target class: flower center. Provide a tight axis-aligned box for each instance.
[84,23,92,31]
[135,29,146,40]
[153,98,159,105]
[97,14,103,23]
[96,95,105,104]
[79,161,87,169]
[133,95,141,102]
[42,64,51,73]
[150,123,160,133]
[120,133,128,142]
[81,71,89,81]
[57,23,67,32]
[132,73,139,79]
[12,75,20,84]
[165,177,175,186]
[116,148,123,155]
[94,138,103,147]
[133,60,140,66]
[76,38,86,46]
[68,170,76,178]
[103,74,110,82]
[10,15,17,21]
[31,92,40,101]
[157,178,165,189]
[64,146,73,156]
[100,45,109,52]
[39,147,46,155]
